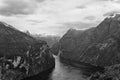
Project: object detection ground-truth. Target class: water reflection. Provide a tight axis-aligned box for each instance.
[23,56,89,80]
[49,56,88,80]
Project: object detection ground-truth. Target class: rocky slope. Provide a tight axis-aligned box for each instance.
[58,14,120,67]
[0,22,55,80]
[51,42,60,55]
[90,64,120,80]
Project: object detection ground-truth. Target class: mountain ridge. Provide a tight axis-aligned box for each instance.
[0,21,55,80]
[53,14,120,67]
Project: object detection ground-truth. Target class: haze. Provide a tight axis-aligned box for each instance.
[0,0,120,36]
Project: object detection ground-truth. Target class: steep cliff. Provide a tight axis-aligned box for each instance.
[0,22,55,80]
[59,14,120,67]
[90,64,120,80]
[51,42,60,55]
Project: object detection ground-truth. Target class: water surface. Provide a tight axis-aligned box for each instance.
[49,56,88,80]
[23,56,89,80]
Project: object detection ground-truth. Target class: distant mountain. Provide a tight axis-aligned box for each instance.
[51,42,60,55]
[32,34,60,47]
[0,22,55,80]
[56,14,120,67]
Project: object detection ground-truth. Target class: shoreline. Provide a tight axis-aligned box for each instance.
[21,57,55,80]
[59,56,104,76]
[21,65,55,80]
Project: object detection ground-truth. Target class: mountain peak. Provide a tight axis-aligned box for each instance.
[67,28,76,32]
[0,21,10,27]
[0,21,18,30]
[107,13,120,21]
[114,14,120,20]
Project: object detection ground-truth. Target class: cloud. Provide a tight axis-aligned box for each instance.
[103,10,120,16]
[35,0,46,3]
[76,5,86,9]
[96,0,120,3]
[0,0,120,36]
[60,21,97,30]
[0,0,42,16]
[96,0,115,1]
[84,16,96,20]
[27,20,46,24]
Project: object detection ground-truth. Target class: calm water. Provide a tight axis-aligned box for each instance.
[48,56,88,80]
[23,56,89,80]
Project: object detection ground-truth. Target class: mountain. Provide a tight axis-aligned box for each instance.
[90,64,120,80]
[57,14,120,67]
[51,42,60,55]
[0,22,55,80]
[30,34,60,48]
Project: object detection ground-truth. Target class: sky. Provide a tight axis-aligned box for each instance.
[0,0,120,36]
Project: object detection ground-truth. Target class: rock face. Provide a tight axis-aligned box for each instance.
[51,42,60,55]
[0,22,55,80]
[59,14,120,67]
[90,64,120,80]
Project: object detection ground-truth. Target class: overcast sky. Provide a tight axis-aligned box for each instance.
[0,0,120,36]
